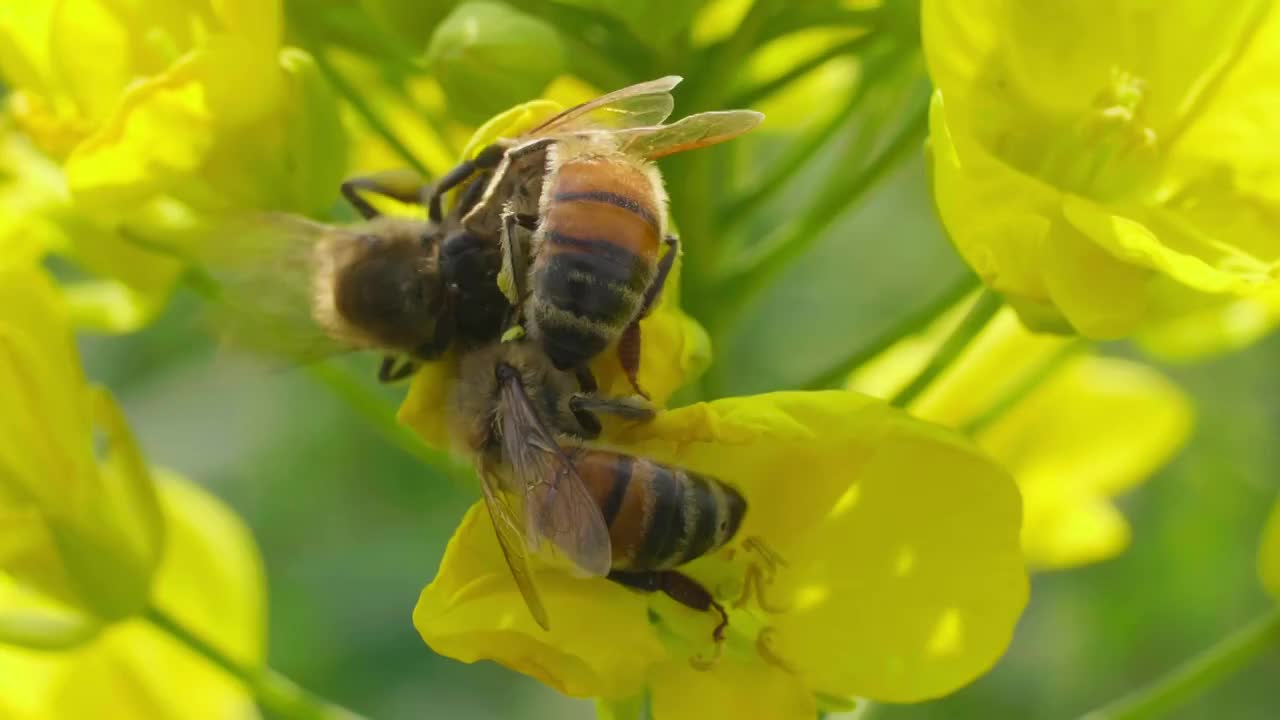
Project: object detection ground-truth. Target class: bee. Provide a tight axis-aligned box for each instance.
[451,340,747,638]
[201,169,509,382]
[428,76,763,394]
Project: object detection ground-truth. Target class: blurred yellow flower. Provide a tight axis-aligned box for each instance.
[849,301,1193,570]
[1262,502,1280,602]
[923,0,1280,339]
[409,392,1027,715]
[0,265,163,624]
[0,0,346,331]
[0,471,265,720]
[1137,288,1280,362]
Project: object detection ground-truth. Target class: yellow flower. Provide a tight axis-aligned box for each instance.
[408,392,1027,715]
[1137,287,1280,361]
[0,265,163,624]
[0,0,346,331]
[849,300,1193,570]
[923,0,1280,338]
[0,471,265,720]
[1262,502,1280,602]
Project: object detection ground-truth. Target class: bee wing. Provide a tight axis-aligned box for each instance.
[613,109,765,159]
[498,373,613,578]
[524,76,683,137]
[196,214,354,364]
[477,459,552,630]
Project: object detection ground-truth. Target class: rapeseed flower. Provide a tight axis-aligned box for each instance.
[0,473,265,720]
[924,0,1280,339]
[0,265,163,625]
[404,392,1027,716]
[0,0,345,331]
[849,301,1192,569]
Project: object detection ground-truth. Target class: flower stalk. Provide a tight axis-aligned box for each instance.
[890,288,1002,408]
[1081,607,1280,720]
[145,606,363,720]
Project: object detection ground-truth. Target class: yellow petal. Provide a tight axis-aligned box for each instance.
[415,503,667,699]
[0,267,163,619]
[1139,288,1280,361]
[1020,497,1129,572]
[1261,502,1280,602]
[648,659,815,720]
[609,392,1027,702]
[0,472,265,719]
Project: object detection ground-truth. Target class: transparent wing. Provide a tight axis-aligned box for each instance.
[524,76,683,137]
[194,213,353,364]
[614,109,765,159]
[498,372,612,578]
[477,460,551,630]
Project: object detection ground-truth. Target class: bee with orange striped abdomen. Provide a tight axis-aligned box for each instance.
[451,339,747,639]
[429,77,763,395]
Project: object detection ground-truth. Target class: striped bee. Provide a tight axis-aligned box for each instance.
[452,340,747,638]
[201,168,510,384]
[428,77,763,395]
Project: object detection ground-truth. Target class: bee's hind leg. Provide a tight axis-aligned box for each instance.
[617,235,679,398]
[608,570,729,647]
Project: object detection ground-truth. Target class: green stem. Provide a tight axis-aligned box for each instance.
[145,606,362,720]
[726,34,876,109]
[1081,608,1280,720]
[311,48,429,177]
[961,339,1087,435]
[889,289,1002,408]
[305,362,466,480]
[800,272,980,390]
[720,42,897,225]
[710,71,929,333]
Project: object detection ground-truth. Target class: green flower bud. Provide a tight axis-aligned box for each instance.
[425,1,565,125]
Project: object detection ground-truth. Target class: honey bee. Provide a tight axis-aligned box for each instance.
[452,340,747,636]
[202,169,509,382]
[428,77,763,394]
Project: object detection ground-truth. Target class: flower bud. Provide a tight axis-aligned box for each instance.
[425,1,565,125]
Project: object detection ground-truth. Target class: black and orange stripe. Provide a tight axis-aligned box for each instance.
[528,157,663,370]
[572,449,747,572]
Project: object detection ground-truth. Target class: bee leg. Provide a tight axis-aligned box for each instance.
[426,143,509,223]
[574,365,598,393]
[608,570,729,644]
[500,209,532,309]
[616,323,647,399]
[570,393,655,422]
[638,235,679,320]
[377,355,418,383]
[341,170,426,220]
[454,170,492,216]
[616,236,678,398]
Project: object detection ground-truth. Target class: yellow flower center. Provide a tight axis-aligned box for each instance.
[646,538,797,674]
[1038,68,1162,202]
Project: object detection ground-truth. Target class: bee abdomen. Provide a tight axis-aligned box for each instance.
[530,235,649,369]
[575,451,747,572]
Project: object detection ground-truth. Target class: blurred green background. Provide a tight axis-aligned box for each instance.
[79,155,1280,719]
[34,0,1278,717]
